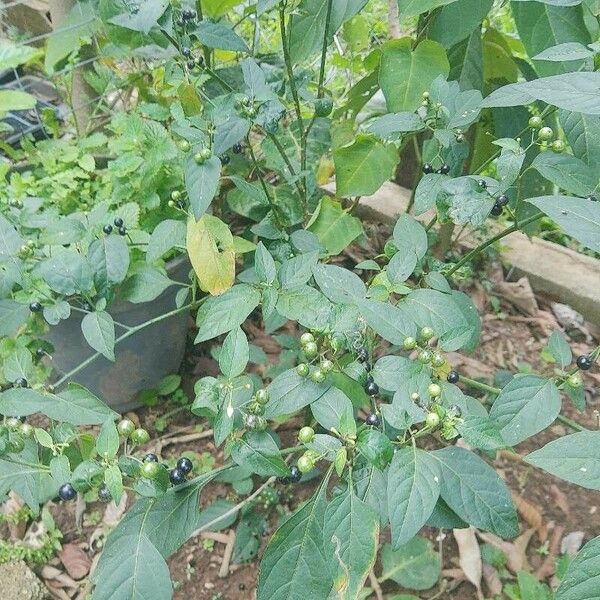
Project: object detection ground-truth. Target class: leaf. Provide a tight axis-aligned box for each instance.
[279,251,319,289]
[354,466,388,525]
[323,486,379,599]
[414,174,447,215]
[380,537,441,591]
[0,384,117,425]
[0,441,47,511]
[526,195,600,252]
[456,416,507,451]
[219,327,249,379]
[525,430,600,490]
[254,242,277,284]
[393,214,428,260]
[0,43,42,70]
[432,446,519,538]
[264,368,331,418]
[398,0,459,18]
[184,156,221,220]
[195,284,260,342]
[534,42,594,61]
[559,110,600,168]
[388,447,441,547]
[257,478,331,600]
[556,535,600,600]
[3,347,32,382]
[96,419,120,459]
[194,21,249,52]
[81,311,115,361]
[104,463,124,505]
[366,112,426,138]
[428,0,494,49]
[58,543,92,580]
[0,300,28,337]
[311,387,355,434]
[547,330,572,368]
[312,264,366,304]
[38,251,93,296]
[531,153,596,196]
[0,90,36,111]
[147,220,186,263]
[379,39,450,112]
[276,285,333,330]
[230,432,288,477]
[120,265,175,303]
[333,135,398,197]
[187,214,235,295]
[308,197,363,255]
[454,527,482,592]
[357,299,417,344]
[108,0,168,33]
[481,72,600,114]
[357,429,393,470]
[89,236,130,294]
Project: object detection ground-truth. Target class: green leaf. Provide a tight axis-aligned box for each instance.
[265,368,331,418]
[559,110,600,168]
[147,220,186,263]
[311,387,355,434]
[312,264,366,304]
[0,384,117,425]
[481,72,600,114]
[556,535,600,600]
[308,197,363,255]
[120,265,175,303]
[184,156,221,220]
[108,0,169,33]
[357,299,417,345]
[81,311,115,361]
[0,43,42,70]
[202,0,245,17]
[219,327,249,379]
[380,537,441,591]
[0,90,36,112]
[489,375,560,445]
[432,446,519,538]
[194,21,249,52]
[527,195,600,252]
[230,432,288,477]
[257,477,331,600]
[354,465,388,525]
[38,251,93,296]
[387,447,441,548]
[366,113,425,138]
[525,430,600,490]
[547,330,572,368]
[323,486,379,599]
[357,429,393,470]
[89,236,130,293]
[0,441,47,511]
[456,415,507,450]
[379,39,450,112]
[393,214,428,260]
[104,463,124,505]
[3,347,32,382]
[398,0,459,18]
[531,153,596,196]
[333,134,398,197]
[414,174,447,215]
[428,0,494,49]
[276,285,333,329]
[0,300,29,337]
[96,419,120,459]
[195,284,261,342]
[534,42,594,61]
[279,251,319,288]
[254,242,277,284]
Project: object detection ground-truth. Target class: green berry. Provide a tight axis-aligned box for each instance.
[117,419,135,437]
[419,327,435,342]
[538,127,554,141]
[552,139,565,153]
[403,337,417,350]
[428,383,442,398]
[425,412,440,428]
[304,341,319,359]
[247,400,265,416]
[178,139,191,152]
[168,200,176,208]
[314,97,333,117]
[130,428,150,445]
[384,240,399,258]
[171,190,181,200]
[141,461,160,479]
[418,349,433,364]
[528,116,543,129]
[296,363,310,377]
[255,389,269,404]
[320,359,334,373]
[310,368,326,383]
[298,426,315,444]
[6,417,20,431]
[300,332,315,346]
[411,392,420,401]
[19,423,33,438]
[194,147,212,164]
[567,373,583,389]
[9,436,25,453]
[431,353,445,367]
[297,454,314,473]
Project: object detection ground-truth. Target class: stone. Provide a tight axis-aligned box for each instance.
[0,561,49,600]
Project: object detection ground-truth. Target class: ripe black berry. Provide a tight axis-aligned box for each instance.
[586,195,598,202]
[478,179,487,189]
[144,453,158,462]
[118,226,127,236]
[182,47,191,57]
[365,381,379,396]
[58,483,76,501]
[103,224,113,234]
[232,143,242,154]
[289,466,302,483]
[497,194,509,207]
[114,217,124,227]
[221,155,231,165]
[169,468,186,485]
[98,486,112,502]
[422,163,434,174]
[439,164,450,175]
[490,203,503,217]
[29,301,42,312]
[357,347,369,363]
[14,378,28,388]
[576,355,593,371]
[196,56,204,66]
[366,413,380,427]
[182,8,193,19]
[177,457,193,474]
[447,370,460,384]
[239,583,246,591]
[187,59,196,69]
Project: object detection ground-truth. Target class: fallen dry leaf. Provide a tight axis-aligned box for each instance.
[495,277,538,316]
[477,531,524,574]
[454,527,482,594]
[482,564,502,596]
[550,485,570,518]
[561,531,585,557]
[102,491,128,527]
[512,493,545,540]
[536,523,564,580]
[58,543,92,580]
[514,528,535,572]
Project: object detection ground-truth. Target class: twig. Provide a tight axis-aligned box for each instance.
[218,530,236,577]
[200,531,230,544]
[158,429,214,448]
[369,570,384,600]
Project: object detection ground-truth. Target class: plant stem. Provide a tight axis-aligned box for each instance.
[53,300,202,388]
[266,131,305,201]
[446,212,543,276]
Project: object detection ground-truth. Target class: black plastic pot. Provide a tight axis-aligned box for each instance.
[46,256,191,413]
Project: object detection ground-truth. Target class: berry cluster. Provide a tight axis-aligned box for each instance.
[103,217,126,236]
[490,193,509,217]
[243,388,269,431]
[295,332,335,384]
[422,163,450,175]
[117,419,150,445]
[175,8,197,29]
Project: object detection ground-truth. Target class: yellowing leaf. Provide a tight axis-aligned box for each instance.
[186,215,235,295]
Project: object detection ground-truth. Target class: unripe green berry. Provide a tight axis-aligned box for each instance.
[552,139,565,153]
[411,392,420,401]
[117,419,135,437]
[300,332,315,345]
[298,426,315,444]
[6,417,20,431]
[168,200,176,208]
[384,240,398,258]
[419,327,435,342]
[528,115,543,129]
[567,373,583,389]
[178,139,191,152]
[311,368,326,383]
[247,400,265,415]
[171,190,181,200]
[425,412,440,428]
[403,337,417,351]
[304,341,319,359]
[418,349,433,364]
[431,353,445,367]
[19,423,34,438]
[297,454,314,473]
[9,436,25,453]
[296,363,310,377]
[130,428,150,445]
[538,127,554,141]
[320,359,334,373]
[255,389,269,404]
[141,461,160,479]
[428,383,442,398]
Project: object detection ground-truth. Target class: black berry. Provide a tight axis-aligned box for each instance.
[29,301,42,312]
[103,224,113,234]
[232,143,242,154]
[14,378,28,388]
[98,486,112,502]
[366,413,380,427]
[176,457,193,474]
[114,217,124,227]
[365,381,379,396]
[187,60,196,69]
[58,483,76,501]
[447,370,460,384]
[439,164,450,175]
[118,226,127,236]
[478,179,487,189]
[239,583,246,591]
[182,47,191,57]
[220,155,231,165]
[497,194,509,207]
[576,355,593,371]
[144,453,159,462]
[169,468,186,486]
[490,203,503,217]
[196,56,204,66]
[357,347,369,363]
[422,163,434,174]
[289,466,302,483]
